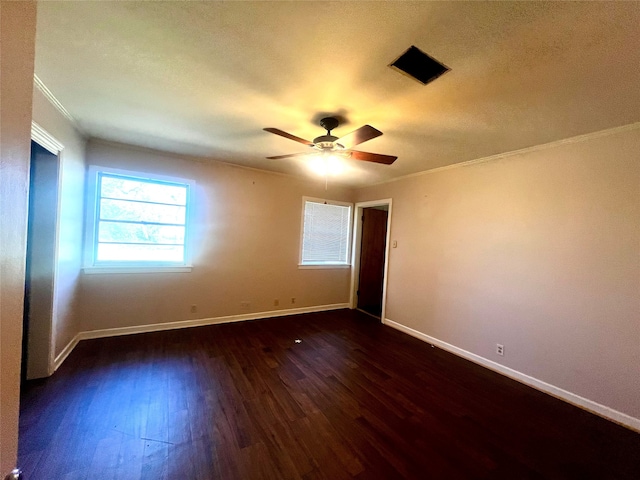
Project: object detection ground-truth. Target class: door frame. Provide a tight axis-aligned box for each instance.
[28,121,64,378]
[350,199,393,322]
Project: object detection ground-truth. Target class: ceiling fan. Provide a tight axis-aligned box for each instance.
[263,117,397,165]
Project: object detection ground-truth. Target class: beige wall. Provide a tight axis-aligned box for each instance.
[32,87,86,360]
[0,0,37,472]
[357,126,640,421]
[79,140,354,332]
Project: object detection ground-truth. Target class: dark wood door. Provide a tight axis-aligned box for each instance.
[357,208,388,317]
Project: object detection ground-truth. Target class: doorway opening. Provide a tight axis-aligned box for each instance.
[22,137,61,384]
[350,199,392,322]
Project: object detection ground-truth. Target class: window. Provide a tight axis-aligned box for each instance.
[300,197,352,267]
[85,167,193,272]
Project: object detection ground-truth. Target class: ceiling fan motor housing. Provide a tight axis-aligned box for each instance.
[319,117,340,132]
[314,117,342,147]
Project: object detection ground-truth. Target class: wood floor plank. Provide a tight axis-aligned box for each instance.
[18,309,640,479]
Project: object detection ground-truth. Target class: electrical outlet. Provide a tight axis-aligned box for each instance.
[274,299,279,306]
[496,344,504,356]
[291,297,296,304]
[240,301,250,308]
[190,304,197,313]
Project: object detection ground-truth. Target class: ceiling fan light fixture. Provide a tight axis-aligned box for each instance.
[313,135,340,145]
[308,152,345,177]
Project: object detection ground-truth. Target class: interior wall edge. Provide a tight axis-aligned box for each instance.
[31,82,88,368]
[384,318,640,433]
[0,0,38,472]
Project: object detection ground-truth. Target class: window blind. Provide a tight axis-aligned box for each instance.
[301,201,351,264]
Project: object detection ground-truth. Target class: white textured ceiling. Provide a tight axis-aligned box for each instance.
[34,1,640,187]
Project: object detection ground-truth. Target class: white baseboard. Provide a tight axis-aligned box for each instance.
[384,318,640,433]
[53,333,80,372]
[53,304,348,369]
[77,303,349,341]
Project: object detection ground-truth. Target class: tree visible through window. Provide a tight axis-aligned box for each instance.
[94,172,190,264]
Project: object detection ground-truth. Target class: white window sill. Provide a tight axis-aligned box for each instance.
[83,266,193,274]
[298,264,351,269]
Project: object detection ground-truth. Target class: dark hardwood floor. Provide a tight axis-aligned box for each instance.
[19,309,639,479]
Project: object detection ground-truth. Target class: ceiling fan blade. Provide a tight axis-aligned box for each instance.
[337,125,383,149]
[349,150,397,165]
[264,128,314,146]
[266,152,310,160]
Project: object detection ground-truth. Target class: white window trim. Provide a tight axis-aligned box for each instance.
[298,264,351,270]
[83,165,195,274]
[298,196,353,269]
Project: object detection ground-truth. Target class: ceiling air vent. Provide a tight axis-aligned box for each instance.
[389,45,450,85]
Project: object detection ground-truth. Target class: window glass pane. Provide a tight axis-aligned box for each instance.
[97,243,184,262]
[90,169,192,267]
[98,221,184,245]
[301,201,351,264]
[100,198,186,224]
[101,175,187,205]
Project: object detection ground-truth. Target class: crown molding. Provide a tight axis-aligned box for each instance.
[33,74,76,125]
[31,121,64,154]
[86,137,344,184]
[362,122,640,188]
